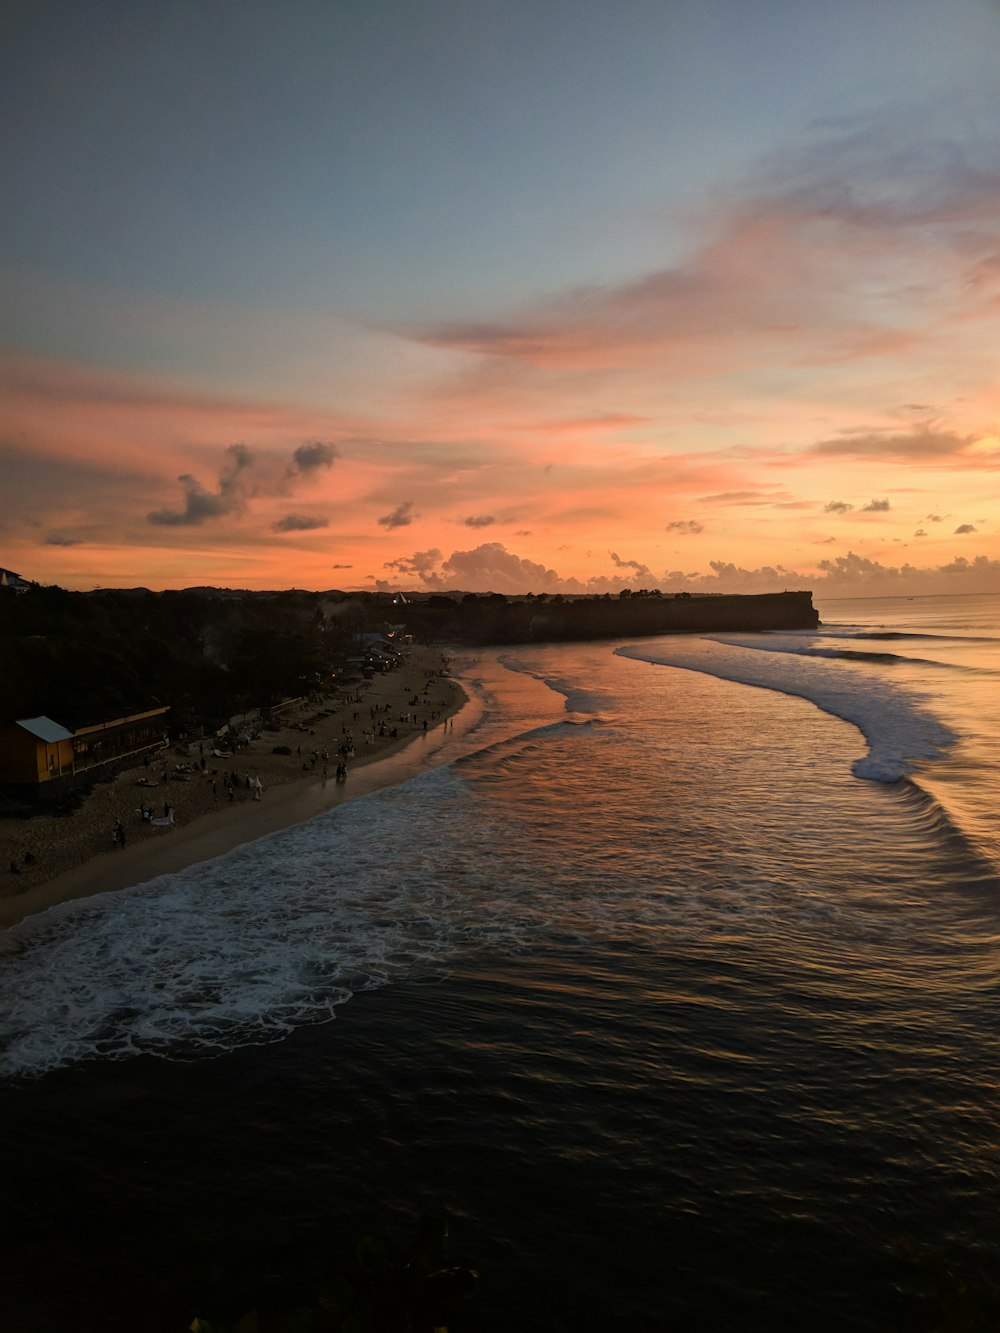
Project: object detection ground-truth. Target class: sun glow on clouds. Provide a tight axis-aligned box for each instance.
[3,21,1000,594]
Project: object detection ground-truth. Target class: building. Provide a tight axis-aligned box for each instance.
[0,567,32,594]
[71,706,171,774]
[0,716,76,784]
[0,706,171,788]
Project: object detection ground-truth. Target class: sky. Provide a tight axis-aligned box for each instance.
[3,0,1000,596]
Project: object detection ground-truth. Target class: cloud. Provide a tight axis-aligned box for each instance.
[384,548,443,578]
[330,563,353,569]
[926,513,944,522]
[286,440,339,478]
[463,514,496,528]
[9,115,1000,597]
[658,551,1000,596]
[954,523,977,533]
[609,551,655,581]
[699,490,765,504]
[665,520,704,534]
[914,529,927,537]
[521,411,650,433]
[811,551,1000,592]
[380,541,1000,599]
[378,501,416,529]
[433,543,565,593]
[810,427,978,463]
[272,514,329,532]
[383,543,786,596]
[404,108,1000,399]
[697,489,793,506]
[384,543,565,594]
[861,498,891,511]
[148,443,255,525]
[43,534,83,546]
[147,438,341,528]
[824,500,854,514]
[938,555,996,575]
[762,103,1000,235]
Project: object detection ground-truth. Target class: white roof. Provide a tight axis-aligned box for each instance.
[16,716,74,743]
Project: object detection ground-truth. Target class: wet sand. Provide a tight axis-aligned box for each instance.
[0,647,473,930]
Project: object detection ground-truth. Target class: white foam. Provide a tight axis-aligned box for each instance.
[0,644,967,1080]
[616,635,956,783]
[0,766,525,1079]
[701,632,988,674]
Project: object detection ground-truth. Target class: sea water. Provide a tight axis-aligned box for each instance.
[1,593,998,1331]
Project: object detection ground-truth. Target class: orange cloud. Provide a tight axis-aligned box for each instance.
[5,114,1000,592]
[809,425,988,465]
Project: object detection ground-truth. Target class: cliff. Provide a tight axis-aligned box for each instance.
[402,590,819,645]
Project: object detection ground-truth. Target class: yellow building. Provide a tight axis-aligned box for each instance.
[0,716,76,784]
[0,706,171,786]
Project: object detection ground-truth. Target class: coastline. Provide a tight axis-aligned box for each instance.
[1,646,476,931]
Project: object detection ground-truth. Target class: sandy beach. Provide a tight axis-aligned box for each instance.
[0,645,469,930]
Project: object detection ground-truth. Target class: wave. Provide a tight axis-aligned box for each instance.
[0,660,610,1082]
[894,778,1000,883]
[615,638,956,784]
[1,643,989,1082]
[707,637,990,673]
[819,628,1000,644]
[452,716,602,777]
[0,765,524,1080]
[498,655,617,716]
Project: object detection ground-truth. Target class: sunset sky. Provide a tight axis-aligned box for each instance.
[4,0,1000,595]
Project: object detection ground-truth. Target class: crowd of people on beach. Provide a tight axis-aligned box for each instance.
[2,651,459,902]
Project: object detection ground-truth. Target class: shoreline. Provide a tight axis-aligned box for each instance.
[1,646,477,931]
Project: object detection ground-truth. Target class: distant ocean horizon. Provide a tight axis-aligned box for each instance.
[2,591,999,1330]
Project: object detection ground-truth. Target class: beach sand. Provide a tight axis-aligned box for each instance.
[0,646,469,930]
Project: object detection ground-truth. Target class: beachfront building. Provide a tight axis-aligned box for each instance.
[0,706,171,789]
[71,706,171,774]
[0,716,76,784]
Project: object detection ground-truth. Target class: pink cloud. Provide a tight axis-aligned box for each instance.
[378,543,1000,598]
[6,113,1000,594]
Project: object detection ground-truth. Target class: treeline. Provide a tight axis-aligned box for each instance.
[0,586,353,731]
[0,585,817,729]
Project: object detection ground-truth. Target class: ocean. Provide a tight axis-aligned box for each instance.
[1,592,999,1331]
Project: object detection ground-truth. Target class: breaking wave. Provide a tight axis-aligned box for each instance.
[822,629,1000,644]
[707,637,992,674]
[616,636,956,784]
[0,766,523,1079]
